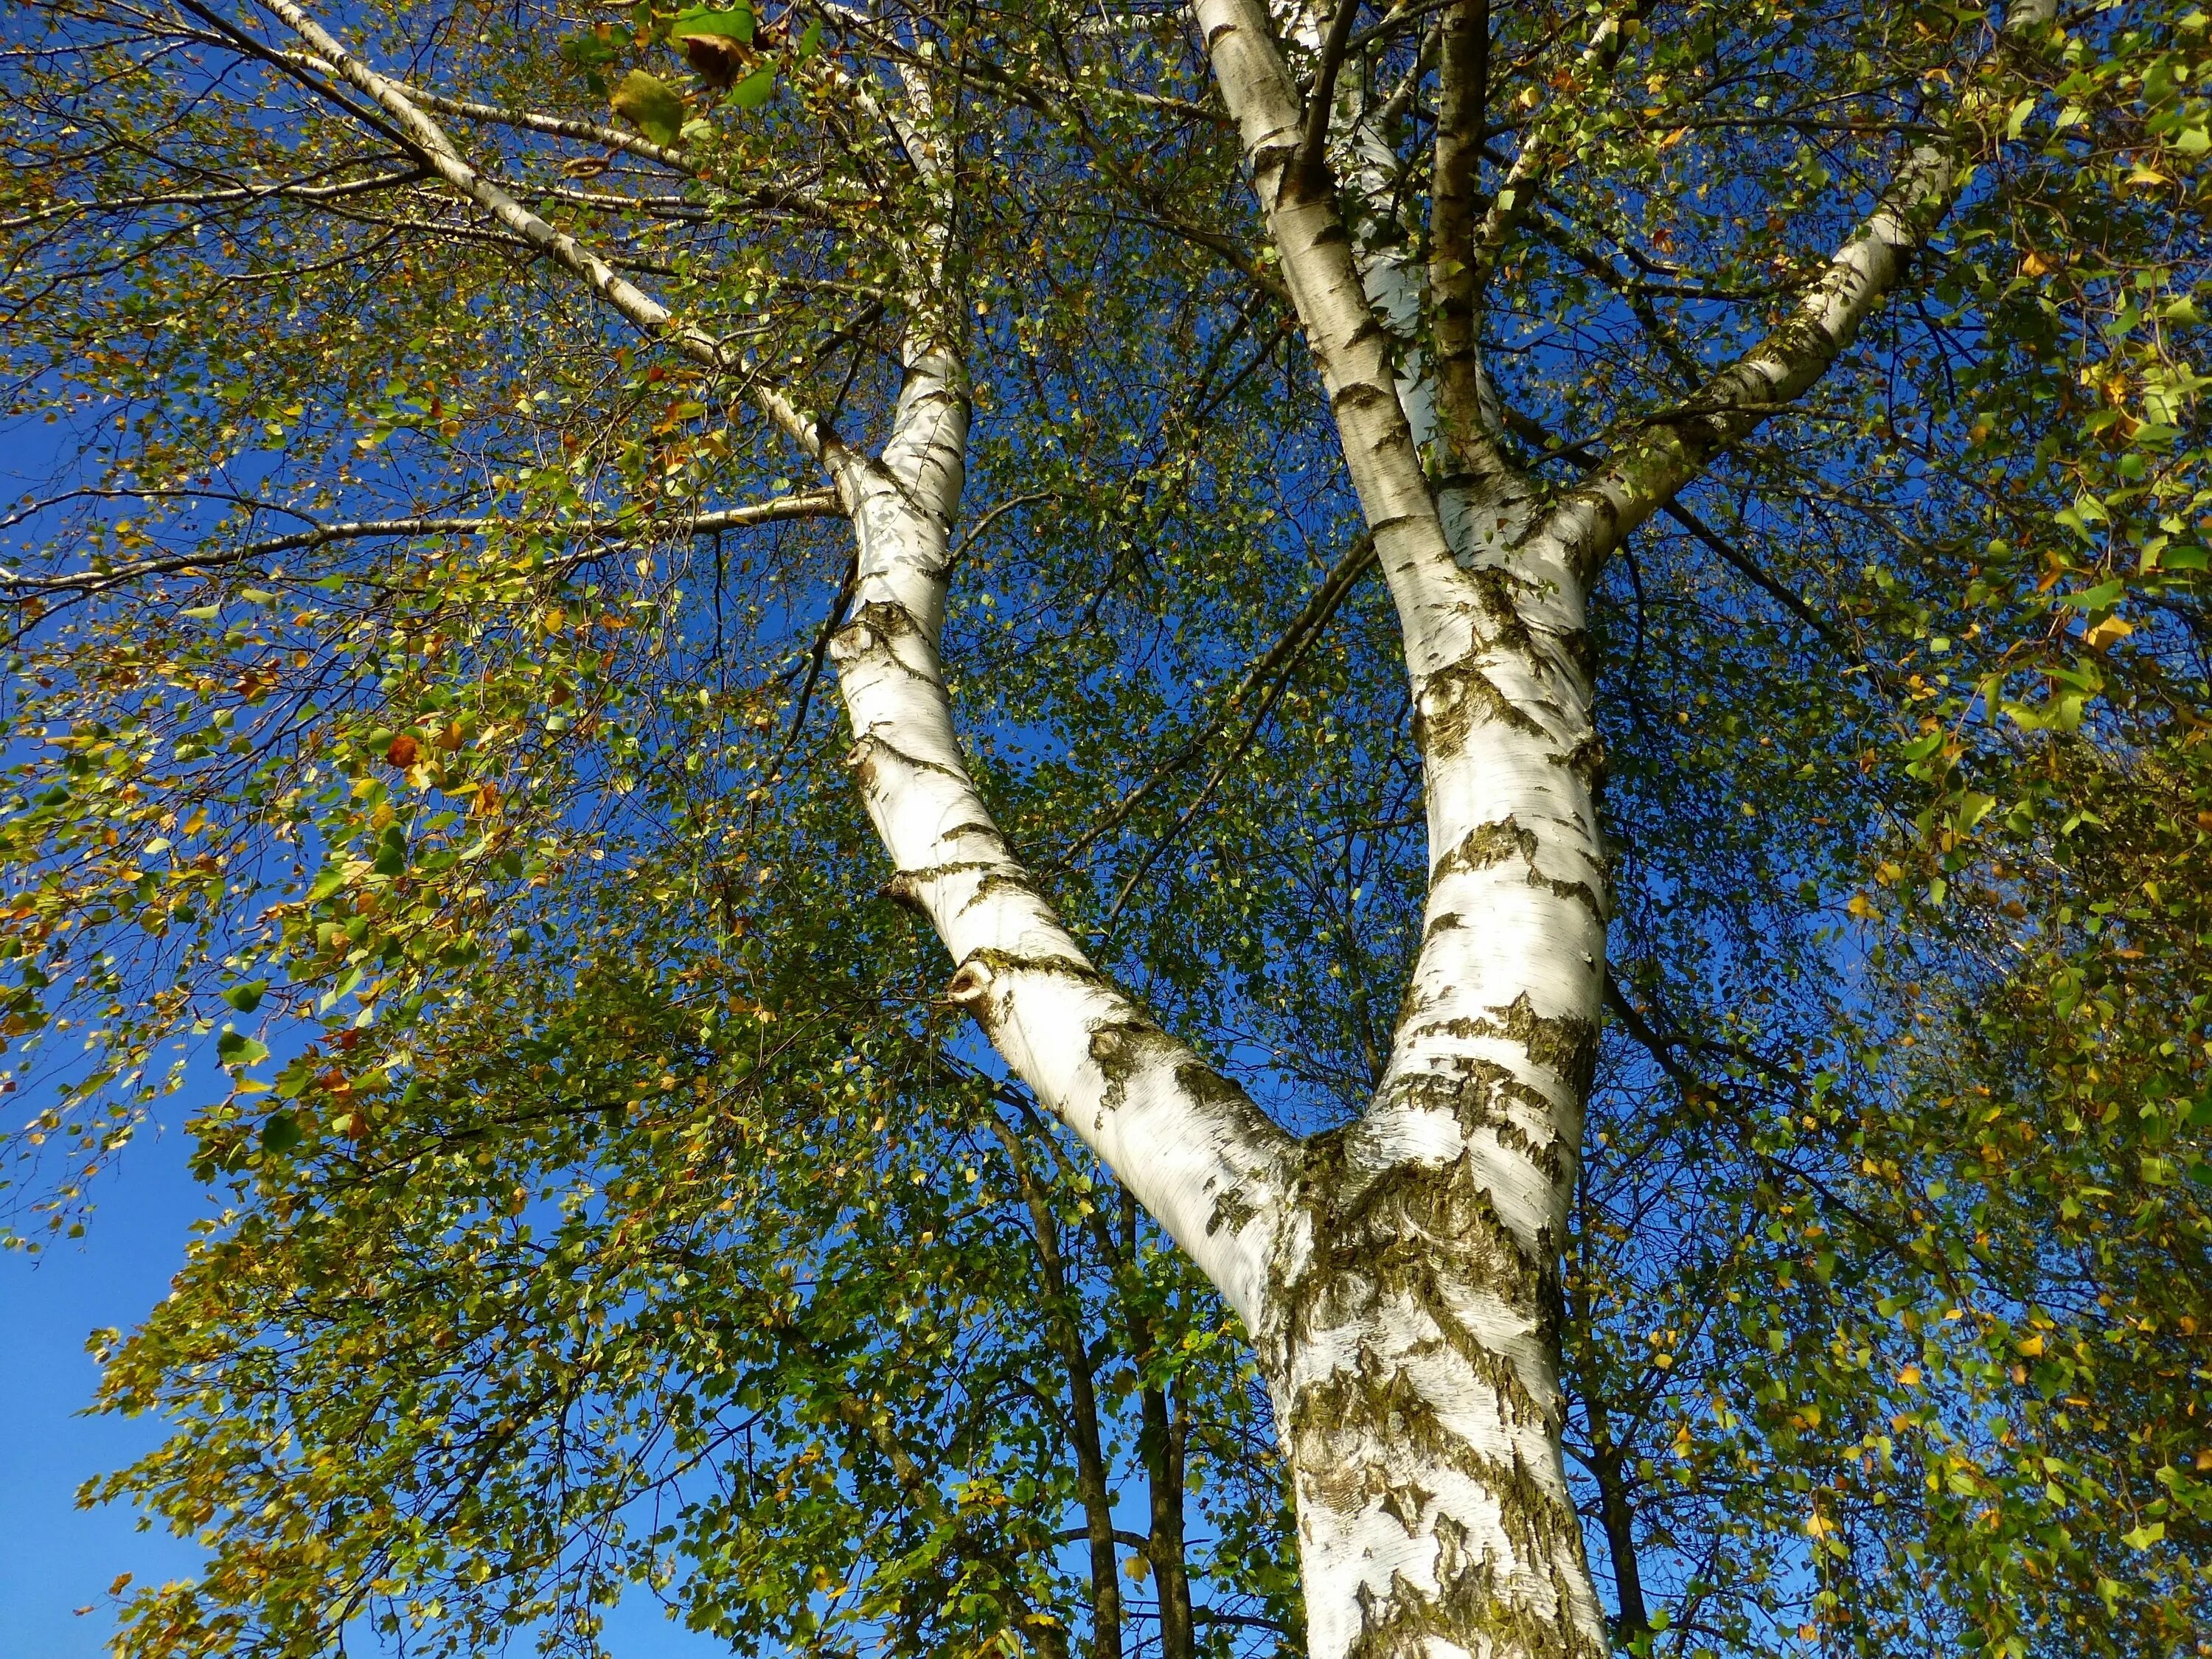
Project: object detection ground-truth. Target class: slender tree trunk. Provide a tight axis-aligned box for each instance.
[1144,1378,1196,1659]
[999,1123,1126,1659]
[1120,1193,1196,1659]
[1584,1398,1650,1643]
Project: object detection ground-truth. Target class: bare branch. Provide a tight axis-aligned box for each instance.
[1064,530,1375,864]
[1294,0,1363,192]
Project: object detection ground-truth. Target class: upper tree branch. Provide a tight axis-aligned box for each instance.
[1193,0,1468,673]
[1462,2,1644,302]
[1531,0,2060,577]
[237,0,818,454]
[0,493,839,597]
[1532,138,1960,580]
[1294,0,1364,190]
[1428,0,1510,481]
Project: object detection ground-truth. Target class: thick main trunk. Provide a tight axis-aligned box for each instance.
[1197,7,1613,1653]
[1256,537,1612,1659]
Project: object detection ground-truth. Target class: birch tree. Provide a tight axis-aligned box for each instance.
[4,2,2210,1658]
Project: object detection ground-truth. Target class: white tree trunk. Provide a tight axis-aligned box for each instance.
[1194,7,1614,1654]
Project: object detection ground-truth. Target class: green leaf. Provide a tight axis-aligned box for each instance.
[559,30,619,68]
[730,66,776,108]
[799,16,821,57]
[217,1030,270,1068]
[2060,579,2126,611]
[670,4,753,44]
[181,604,220,620]
[224,980,268,1014]
[611,69,686,147]
[259,1112,302,1154]
[2121,1521,2166,1551]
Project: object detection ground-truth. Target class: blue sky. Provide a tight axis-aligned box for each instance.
[0,1129,731,1659]
[0,414,742,1659]
[1,1125,203,1659]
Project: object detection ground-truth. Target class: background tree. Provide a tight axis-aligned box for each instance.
[1,2,2208,1658]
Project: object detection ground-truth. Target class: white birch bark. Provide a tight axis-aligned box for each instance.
[243,0,1298,1329]
[789,53,1298,1333]
[816,344,1293,1326]
[1189,3,2039,1655]
[1197,7,1612,1655]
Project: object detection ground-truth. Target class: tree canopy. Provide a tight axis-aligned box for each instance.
[2,1,2209,1657]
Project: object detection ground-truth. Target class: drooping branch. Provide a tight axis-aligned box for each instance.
[235,0,836,449]
[0,493,841,598]
[1062,529,1376,863]
[0,163,425,231]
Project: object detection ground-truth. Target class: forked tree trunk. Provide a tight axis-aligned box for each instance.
[1252,497,1613,1659]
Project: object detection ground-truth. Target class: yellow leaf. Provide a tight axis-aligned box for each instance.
[2083,614,2132,650]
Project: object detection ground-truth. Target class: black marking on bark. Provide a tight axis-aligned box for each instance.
[1285,1359,1576,1543]
[1484,994,1599,1096]
[1555,730,1608,790]
[1464,566,1537,650]
[956,869,1035,917]
[1411,659,1550,759]
[844,597,923,641]
[1340,314,1388,354]
[1088,1016,1178,1121]
[844,732,968,790]
[1206,1184,1258,1238]
[945,950,1104,1034]
[1331,380,1397,416]
[1427,816,1606,923]
[878,872,933,917]
[1399,1058,1569,1186]
[962,947,1102,985]
[1430,817,1539,886]
[1335,1508,1605,1659]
